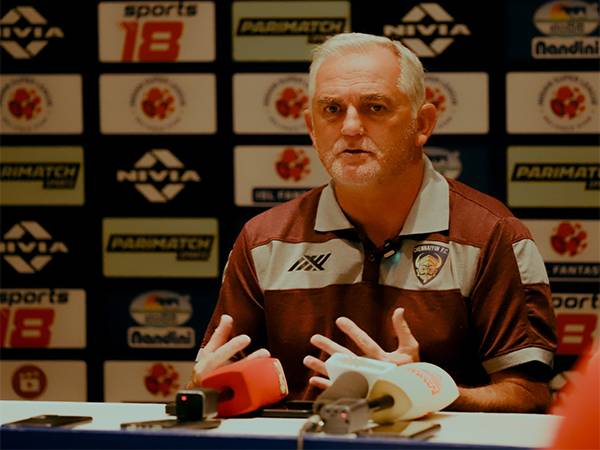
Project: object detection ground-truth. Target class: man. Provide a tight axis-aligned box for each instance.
[190,33,557,412]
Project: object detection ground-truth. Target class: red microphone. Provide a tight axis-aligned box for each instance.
[199,357,289,417]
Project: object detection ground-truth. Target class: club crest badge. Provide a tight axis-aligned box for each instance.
[413,243,449,285]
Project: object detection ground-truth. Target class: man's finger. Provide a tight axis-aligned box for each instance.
[203,314,233,352]
[392,308,419,360]
[336,317,384,358]
[246,348,271,360]
[303,355,328,377]
[309,376,331,390]
[310,334,355,356]
[212,334,252,363]
[194,334,251,381]
[392,308,417,345]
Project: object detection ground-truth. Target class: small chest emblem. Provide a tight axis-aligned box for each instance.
[413,244,449,285]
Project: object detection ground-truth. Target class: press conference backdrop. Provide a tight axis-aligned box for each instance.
[0,0,598,402]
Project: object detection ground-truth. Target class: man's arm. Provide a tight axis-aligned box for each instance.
[305,313,553,413]
[450,367,551,413]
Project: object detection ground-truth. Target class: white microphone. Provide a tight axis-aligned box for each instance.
[325,353,459,422]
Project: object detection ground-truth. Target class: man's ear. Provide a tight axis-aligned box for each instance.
[304,108,316,146]
[415,103,437,148]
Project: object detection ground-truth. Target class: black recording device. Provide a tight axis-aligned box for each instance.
[121,387,221,430]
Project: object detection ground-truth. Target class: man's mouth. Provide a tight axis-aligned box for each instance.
[343,149,368,154]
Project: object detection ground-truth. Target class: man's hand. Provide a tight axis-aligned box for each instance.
[187,314,270,388]
[303,307,419,389]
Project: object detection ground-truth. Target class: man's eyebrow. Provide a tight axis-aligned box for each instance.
[360,94,391,102]
[315,94,391,104]
[315,96,340,104]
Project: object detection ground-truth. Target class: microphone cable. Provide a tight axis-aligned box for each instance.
[296,414,323,450]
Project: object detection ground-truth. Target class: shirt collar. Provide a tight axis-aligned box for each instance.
[314,155,449,236]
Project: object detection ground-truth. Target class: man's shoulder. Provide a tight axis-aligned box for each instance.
[448,178,513,219]
[446,179,528,244]
[242,185,326,247]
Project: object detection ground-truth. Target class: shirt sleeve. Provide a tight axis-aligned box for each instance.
[469,216,557,374]
[199,226,267,357]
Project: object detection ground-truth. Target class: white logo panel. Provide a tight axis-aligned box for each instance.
[0,289,86,348]
[522,219,599,282]
[234,146,329,206]
[99,74,216,134]
[425,72,488,134]
[507,72,599,133]
[507,146,599,208]
[98,1,215,62]
[0,360,86,400]
[104,360,193,401]
[232,1,351,61]
[0,75,82,134]
[234,73,309,134]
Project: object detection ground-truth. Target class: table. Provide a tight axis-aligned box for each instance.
[0,400,563,449]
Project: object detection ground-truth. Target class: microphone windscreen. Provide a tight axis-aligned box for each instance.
[200,357,288,417]
[314,371,369,413]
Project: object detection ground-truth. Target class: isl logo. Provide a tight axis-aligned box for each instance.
[264,76,308,132]
[0,77,51,131]
[130,77,184,131]
[540,75,597,130]
[144,362,180,397]
[424,75,457,131]
[550,221,588,257]
[275,147,310,181]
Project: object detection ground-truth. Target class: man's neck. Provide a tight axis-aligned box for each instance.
[334,159,425,248]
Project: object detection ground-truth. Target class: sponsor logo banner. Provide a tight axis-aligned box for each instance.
[234,73,309,134]
[98,1,215,62]
[103,217,218,277]
[0,288,86,348]
[0,221,68,274]
[532,1,600,59]
[232,1,350,61]
[116,149,201,203]
[99,74,216,134]
[506,72,599,133]
[0,6,64,59]
[425,72,488,134]
[0,146,84,205]
[0,360,86,400]
[104,360,192,401]
[522,219,599,282]
[507,146,599,208]
[383,2,472,58]
[234,146,329,206]
[127,290,195,348]
[552,292,599,355]
[0,74,82,134]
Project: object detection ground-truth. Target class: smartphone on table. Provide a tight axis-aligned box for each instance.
[2,414,93,429]
[357,420,441,440]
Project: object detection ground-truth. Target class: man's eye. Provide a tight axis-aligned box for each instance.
[324,105,340,114]
[369,104,386,112]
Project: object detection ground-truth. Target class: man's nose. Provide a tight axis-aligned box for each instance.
[341,105,364,137]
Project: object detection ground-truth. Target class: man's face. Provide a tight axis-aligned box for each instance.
[305,47,423,188]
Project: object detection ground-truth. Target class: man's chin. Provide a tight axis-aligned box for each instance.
[330,166,380,188]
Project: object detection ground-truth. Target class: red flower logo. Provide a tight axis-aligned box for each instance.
[275,147,310,181]
[425,86,446,114]
[275,87,308,119]
[141,87,175,120]
[550,85,586,119]
[144,363,179,397]
[550,222,588,256]
[8,87,42,120]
